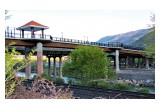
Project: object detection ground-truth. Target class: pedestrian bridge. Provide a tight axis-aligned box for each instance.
[5,21,152,79]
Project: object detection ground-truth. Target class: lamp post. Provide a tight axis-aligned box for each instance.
[61,32,63,41]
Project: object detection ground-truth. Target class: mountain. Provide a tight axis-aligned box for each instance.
[131,30,155,47]
[97,29,150,45]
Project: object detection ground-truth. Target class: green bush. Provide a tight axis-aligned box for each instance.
[5,44,35,98]
[53,77,65,84]
[97,82,112,89]
[113,83,131,90]
[137,88,150,93]
[41,73,52,81]
[107,68,116,79]
[62,45,110,81]
[68,78,75,85]
[86,80,98,87]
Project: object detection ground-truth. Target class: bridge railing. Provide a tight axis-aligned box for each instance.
[5,31,51,39]
[51,37,143,50]
[5,31,144,51]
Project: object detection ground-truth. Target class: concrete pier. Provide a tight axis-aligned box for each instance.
[115,50,120,72]
[37,42,43,75]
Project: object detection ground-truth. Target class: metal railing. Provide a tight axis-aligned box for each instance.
[5,31,51,39]
[5,31,144,51]
[51,37,145,50]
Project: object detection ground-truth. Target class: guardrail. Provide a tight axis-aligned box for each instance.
[51,37,144,50]
[5,31,145,51]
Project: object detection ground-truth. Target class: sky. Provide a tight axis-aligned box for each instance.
[5,10,154,42]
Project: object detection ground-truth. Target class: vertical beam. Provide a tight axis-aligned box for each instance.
[41,29,44,38]
[7,26,9,37]
[132,57,135,68]
[146,57,149,69]
[125,56,128,68]
[115,50,120,72]
[22,30,24,38]
[20,30,21,38]
[48,56,51,76]
[138,57,141,68]
[53,56,57,78]
[14,27,15,37]
[37,42,43,75]
[31,27,35,38]
[25,48,31,79]
[11,30,12,37]
[59,56,62,78]
[113,57,116,68]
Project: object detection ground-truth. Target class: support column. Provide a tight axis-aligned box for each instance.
[48,56,51,76]
[115,50,120,72]
[146,57,149,69]
[125,56,128,68]
[133,57,136,68]
[22,30,24,38]
[138,58,141,68]
[59,56,62,78]
[113,57,116,68]
[37,42,43,75]
[41,29,44,38]
[31,27,35,38]
[25,48,31,79]
[53,56,57,78]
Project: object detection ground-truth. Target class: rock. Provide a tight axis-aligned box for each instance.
[125,79,132,84]
[146,80,151,84]
[118,77,122,80]
[135,84,140,87]
[131,79,137,84]
[117,80,124,83]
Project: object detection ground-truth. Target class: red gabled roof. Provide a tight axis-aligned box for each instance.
[17,20,49,31]
[19,20,48,28]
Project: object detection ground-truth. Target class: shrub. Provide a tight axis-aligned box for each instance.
[137,88,150,93]
[113,83,131,90]
[5,43,35,98]
[41,73,52,81]
[53,77,65,84]
[68,78,75,85]
[75,80,86,86]
[62,45,110,81]
[97,82,112,89]
[107,68,116,79]
[7,77,74,99]
[86,80,98,87]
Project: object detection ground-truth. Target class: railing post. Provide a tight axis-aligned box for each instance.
[14,27,15,37]
[11,30,12,37]
[5,30,6,37]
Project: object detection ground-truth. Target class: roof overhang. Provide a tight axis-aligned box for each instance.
[16,25,49,32]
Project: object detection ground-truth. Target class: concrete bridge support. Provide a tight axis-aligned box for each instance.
[59,56,63,78]
[125,56,129,68]
[25,51,31,79]
[115,50,120,72]
[137,57,141,68]
[53,56,57,78]
[37,42,43,75]
[146,58,149,69]
[47,56,51,76]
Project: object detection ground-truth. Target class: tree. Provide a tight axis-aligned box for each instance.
[144,30,155,58]
[5,10,12,20]
[144,13,155,59]
[62,45,110,82]
[5,43,35,98]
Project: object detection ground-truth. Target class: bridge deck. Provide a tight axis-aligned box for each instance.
[5,32,146,55]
